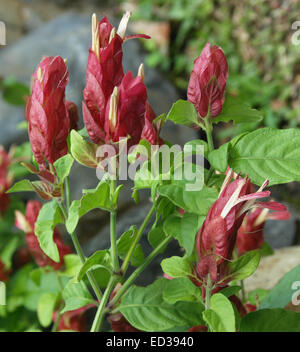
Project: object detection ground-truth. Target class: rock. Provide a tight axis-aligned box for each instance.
[264,214,296,249]
[244,246,300,292]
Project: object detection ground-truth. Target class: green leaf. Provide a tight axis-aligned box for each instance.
[240,309,300,332]
[219,285,242,298]
[227,250,261,281]
[207,143,229,173]
[66,181,110,233]
[61,254,82,277]
[163,213,204,256]
[70,130,98,168]
[247,289,269,306]
[229,128,300,186]
[167,99,199,126]
[53,154,74,183]
[35,201,65,262]
[61,281,95,314]
[77,250,112,282]
[161,256,192,278]
[37,293,58,327]
[162,277,202,304]
[148,226,169,253]
[158,184,218,216]
[119,278,205,331]
[203,293,235,332]
[259,264,300,309]
[117,226,145,267]
[213,95,263,125]
[1,77,30,106]
[6,180,35,193]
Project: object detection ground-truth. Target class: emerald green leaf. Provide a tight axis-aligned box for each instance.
[61,281,95,314]
[119,278,205,331]
[219,285,242,298]
[161,256,192,278]
[259,264,300,309]
[6,180,35,193]
[202,293,235,332]
[37,293,58,327]
[207,143,229,173]
[70,130,98,168]
[167,99,199,126]
[35,201,65,262]
[247,289,269,306]
[212,95,263,125]
[117,226,145,267]
[158,184,218,216]
[162,277,202,304]
[148,226,169,253]
[60,254,82,277]
[1,77,30,106]
[227,250,261,281]
[163,213,204,256]
[53,154,74,183]
[66,181,110,233]
[229,128,300,186]
[240,309,300,332]
[77,250,112,282]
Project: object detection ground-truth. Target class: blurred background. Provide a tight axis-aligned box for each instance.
[1,0,300,331]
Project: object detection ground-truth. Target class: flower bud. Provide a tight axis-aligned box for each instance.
[26,56,71,169]
[187,43,228,118]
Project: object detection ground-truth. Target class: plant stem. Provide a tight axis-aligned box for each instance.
[121,203,156,274]
[205,275,212,310]
[65,176,71,211]
[110,178,120,274]
[240,280,246,303]
[204,118,215,181]
[109,235,173,312]
[57,201,103,301]
[90,276,117,332]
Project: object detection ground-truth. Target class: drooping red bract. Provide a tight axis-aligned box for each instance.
[83,13,159,148]
[0,146,11,214]
[15,200,71,270]
[236,206,290,255]
[196,169,287,286]
[187,43,228,118]
[53,305,94,332]
[26,56,76,169]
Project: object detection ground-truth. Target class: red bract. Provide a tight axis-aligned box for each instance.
[0,146,11,214]
[53,305,94,332]
[196,169,286,285]
[109,313,140,332]
[15,200,71,270]
[0,259,9,282]
[26,56,76,169]
[83,13,153,147]
[187,43,228,118]
[236,206,290,255]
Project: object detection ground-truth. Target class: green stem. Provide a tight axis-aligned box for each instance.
[90,276,117,332]
[205,275,212,310]
[204,118,215,182]
[240,280,246,303]
[65,176,71,211]
[121,204,156,274]
[109,235,173,312]
[57,201,103,301]
[110,179,120,274]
